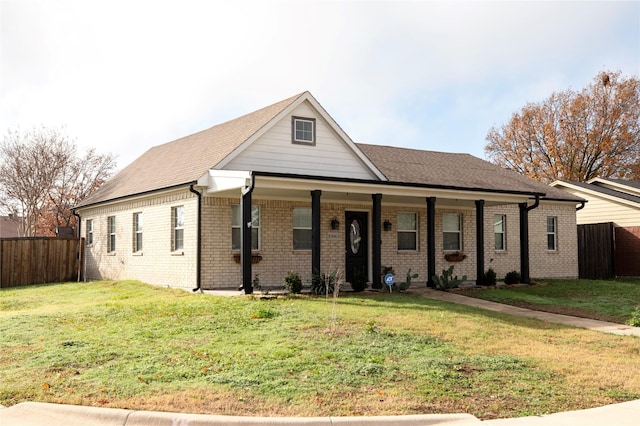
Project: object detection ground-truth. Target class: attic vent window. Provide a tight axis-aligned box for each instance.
[292,117,316,145]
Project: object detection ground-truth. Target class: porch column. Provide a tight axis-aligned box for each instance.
[241,186,253,294]
[475,199,485,286]
[426,197,436,287]
[372,193,382,290]
[311,190,321,279]
[519,202,530,284]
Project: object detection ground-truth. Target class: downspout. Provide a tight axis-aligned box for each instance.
[72,209,84,282]
[576,200,586,211]
[520,195,540,285]
[189,184,203,292]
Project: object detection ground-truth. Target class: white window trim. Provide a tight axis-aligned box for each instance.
[547,216,558,251]
[86,219,93,245]
[292,207,312,251]
[494,214,506,251]
[172,206,184,252]
[443,212,462,251]
[133,212,143,253]
[107,216,116,253]
[397,211,418,251]
[232,205,261,251]
[292,116,316,145]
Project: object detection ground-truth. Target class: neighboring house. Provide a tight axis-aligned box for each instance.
[0,215,22,238]
[551,178,640,277]
[75,92,584,292]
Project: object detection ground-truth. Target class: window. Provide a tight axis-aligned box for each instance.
[494,214,506,251]
[397,212,418,251]
[547,216,558,251]
[293,207,312,250]
[232,205,260,250]
[107,216,116,253]
[86,219,93,245]
[133,213,143,252]
[443,213,462,251]
[172,206,184,251]
[292,116,315,145]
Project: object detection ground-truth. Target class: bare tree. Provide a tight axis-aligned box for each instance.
[485,71,640,183]
[0,126,116,236]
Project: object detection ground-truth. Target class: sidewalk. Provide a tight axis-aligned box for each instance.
[414,287,640,336]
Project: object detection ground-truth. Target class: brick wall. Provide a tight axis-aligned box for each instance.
[80,193,579,290]
[80,188,198,290]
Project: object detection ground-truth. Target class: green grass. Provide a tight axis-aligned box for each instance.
[1,280,640,419]
[458,278,640,324]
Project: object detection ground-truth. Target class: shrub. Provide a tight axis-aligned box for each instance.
[483,268,497,286]
[283,271,303,294]
[394,268,418,292]
[629,307,640,327]
[432,265,467,290]
[351,266,368,292]
[311,269,338,296]
[504,271,521,285]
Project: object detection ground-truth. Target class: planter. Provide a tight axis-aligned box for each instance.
[233,254,263,264]
[444,252,466,262]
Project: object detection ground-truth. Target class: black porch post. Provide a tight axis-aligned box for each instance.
[311,190,322,279]
[519,202,530,284]
[241,185,253,294]
[426,196,436,287]
[475,199,485,286]
[372,193,382,290]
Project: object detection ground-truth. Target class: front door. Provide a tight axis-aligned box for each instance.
[345,211,368,289]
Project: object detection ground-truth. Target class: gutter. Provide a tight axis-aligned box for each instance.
[576,200,587,211]
[526,195,540,211]
[189,184,203,293]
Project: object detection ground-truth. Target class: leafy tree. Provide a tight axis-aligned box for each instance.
[0,126,116,236]
[485,71,640,183]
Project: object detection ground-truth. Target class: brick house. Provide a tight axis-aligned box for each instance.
[75,92,583,292]
[551,178,640,277]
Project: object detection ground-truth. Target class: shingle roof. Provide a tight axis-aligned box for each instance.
[77,93,583,208]
[601,179,640,191]
[565,180,640,205]
[356,144,580,200]
[77,92,305,207]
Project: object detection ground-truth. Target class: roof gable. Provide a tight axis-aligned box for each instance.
[220,95,384,180]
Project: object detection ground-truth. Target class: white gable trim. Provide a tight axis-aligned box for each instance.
[551,180,640,208]
[587,177,640,197]
[214,92,387,181]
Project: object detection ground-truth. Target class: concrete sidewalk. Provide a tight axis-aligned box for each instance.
[2,399,640,425]
[415,287,640,336]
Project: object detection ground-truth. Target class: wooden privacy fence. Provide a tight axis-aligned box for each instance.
[577,223,614,279]
[0,237,84,288]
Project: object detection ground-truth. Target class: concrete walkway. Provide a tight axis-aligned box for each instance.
[415,287,640,336]
[3,287,639,425]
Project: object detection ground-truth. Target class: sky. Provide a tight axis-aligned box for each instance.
[1,0,639,171]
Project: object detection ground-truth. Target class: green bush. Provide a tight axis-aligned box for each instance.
[483,268,497,286]
[629,307,640,327]
[504,271,521,285]
[283,271,303,294]
[432,265,466,290]
[311,269,338,296]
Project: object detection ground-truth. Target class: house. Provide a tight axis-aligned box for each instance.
[0,215,22,238]
[74,92,584,292]
[551,178,640,277]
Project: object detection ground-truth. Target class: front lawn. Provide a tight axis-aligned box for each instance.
[457,278,640,324]
[1,280,639,420]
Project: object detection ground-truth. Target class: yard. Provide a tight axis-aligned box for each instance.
[1,280,640,420]
[457,278,640,324]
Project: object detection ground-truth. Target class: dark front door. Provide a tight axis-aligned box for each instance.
[345,211,368,289]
